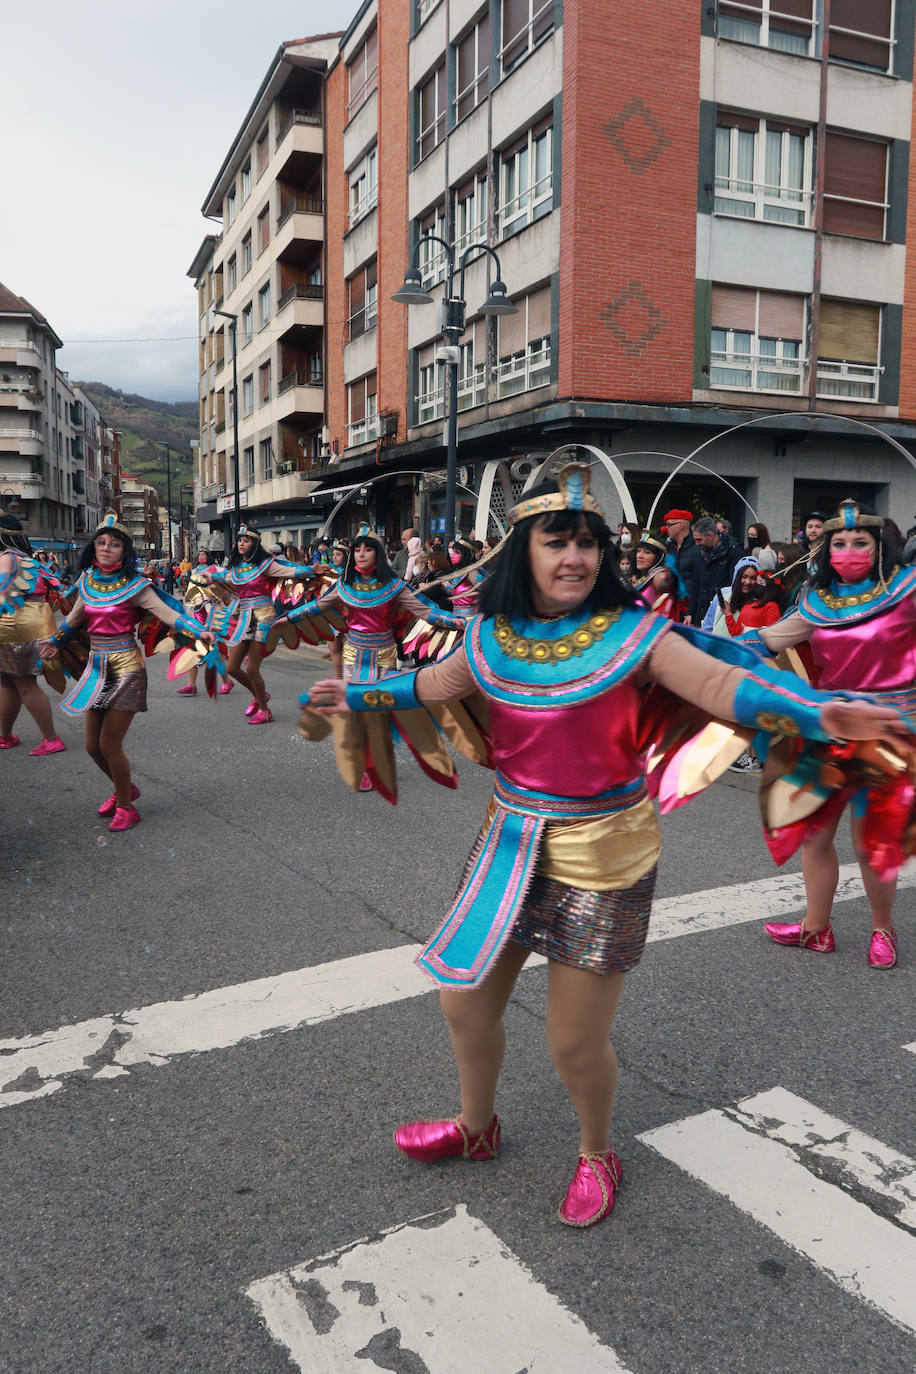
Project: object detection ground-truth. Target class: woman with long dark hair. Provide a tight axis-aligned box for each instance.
[40,513,215,831]
[305,468,903,1227]
[0,509,66,754]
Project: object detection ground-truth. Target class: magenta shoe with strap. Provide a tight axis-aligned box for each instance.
[98,783,141,817]
[559,1149,622,1228]
[247,706,273,725]
[245,692,271,717]
[394,1114,500,1162]
[764,920,835,952]
[868,927,898,968]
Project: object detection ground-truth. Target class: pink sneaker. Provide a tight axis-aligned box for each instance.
[868,927,898,968]
[0,734,20,749]
[247,707,273,725]
[245,691,271,717]
[559,1149,622,1228]
[98,783,141,817]
[764,920,835,953]
[29,737,66,756]
[394,1115,500,1162]
[218,680,234,694]
[176,684,197,696]
[108,804,141,832]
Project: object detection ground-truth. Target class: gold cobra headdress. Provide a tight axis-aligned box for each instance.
[822,499,883,534]
[506,463,605,527]
[93,511,131,539]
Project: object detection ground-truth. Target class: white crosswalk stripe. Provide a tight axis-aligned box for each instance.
[638,1087,916,1337]
[246,1204,630,1373]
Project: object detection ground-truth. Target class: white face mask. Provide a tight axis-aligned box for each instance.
[620,533,632,547]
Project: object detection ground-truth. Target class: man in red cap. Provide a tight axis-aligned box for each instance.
[662,508,702,622]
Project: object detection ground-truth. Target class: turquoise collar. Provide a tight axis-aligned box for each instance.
[798,564,916,626]
[79,568,149,606]
[336,576,405,608]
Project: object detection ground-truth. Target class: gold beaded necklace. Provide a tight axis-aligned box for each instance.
[493,609,622,665]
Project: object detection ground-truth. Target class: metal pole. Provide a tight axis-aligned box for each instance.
[445,357,459,535]
[230,321,240,546]
[165,444,174,593]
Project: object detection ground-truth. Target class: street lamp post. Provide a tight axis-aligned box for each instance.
[392,240,516,536]
[215,308,241,550]
[162,443,174,593]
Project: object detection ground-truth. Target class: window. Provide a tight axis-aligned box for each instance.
[457,322,488,410]
[501,0,554,76]
[498,120,553,238]
[349,147,378,227]
[242,375,254,416]
[258,208,270,255]
[817,299,881,401]
[496,286,551,396]
[455,14,490,120]
[710,286,806,394]
[417,202,447,287]
[417,0,443,23]
[347,260,378,340]
[241,160,251,202]
[823,133,888,240]
[260,437,273,479]
[244,446,255,484]
[256,128,269,178]
[454,171,488,256]
[347,371,379,445]
[715,113,811,226]
[416,344,444,423]
[227,255,237,293]
[718,0,815,56]
[260,362,271,404]
[829,0,893,71]
[347,28,378,116]
[417,65,446,161]
[242,303,253,342]
[226,186,237,227]
[242,233,252,275]
[259,283,271,327]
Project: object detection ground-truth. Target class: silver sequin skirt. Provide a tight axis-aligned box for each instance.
[92,668,148,713]
[0,641,43,676]
[510,866,657,974]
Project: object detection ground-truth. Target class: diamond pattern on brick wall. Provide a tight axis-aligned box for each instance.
[598,282,666,355]
[603,97,671,173]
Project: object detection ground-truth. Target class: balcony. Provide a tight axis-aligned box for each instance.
[0,340,42,369]
[0,470,44,500]
[0,427,43,455]
[277,283,324,336]
[276,370,324,420]
[816,360,881,403]
[275,110,323,179]
[346,414,381,448]
[276,198,324,262]
[711,350,806,396]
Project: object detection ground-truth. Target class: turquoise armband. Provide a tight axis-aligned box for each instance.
[287,599,320,623]
[345,670,421,713]
[175,612,207,638]
[53,622,75,647]
[732,668,833,743]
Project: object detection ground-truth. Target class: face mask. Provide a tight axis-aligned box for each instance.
[829,549,875,582]
[620,534,632,547]
[449,550,462,566]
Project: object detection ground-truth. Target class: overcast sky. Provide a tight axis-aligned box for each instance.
[1,1,357,401]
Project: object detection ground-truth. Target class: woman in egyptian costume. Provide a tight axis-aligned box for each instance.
[303,466,909,1228]
[0,507,67,754]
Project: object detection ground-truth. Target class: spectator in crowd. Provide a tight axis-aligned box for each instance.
[716,517,741,551]
[745,521,773,561]
[800,510,827,552]
[662,508,701,622]
[692,515,742,624]
[392,526,419,577]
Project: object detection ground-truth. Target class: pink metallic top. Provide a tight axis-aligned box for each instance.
[761,597,916,691]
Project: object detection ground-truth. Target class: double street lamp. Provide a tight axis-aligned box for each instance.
[215,307,241,548]
[392,239,516,535]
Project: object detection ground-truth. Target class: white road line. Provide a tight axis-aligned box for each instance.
[2,863,911,1110]
[246,1204,630,1373]
[638,1088,916,1337]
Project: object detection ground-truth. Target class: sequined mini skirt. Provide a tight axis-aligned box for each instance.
[510,866,657,974]
[0,640,43,676]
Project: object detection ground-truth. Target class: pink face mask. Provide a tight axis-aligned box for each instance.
[448,550,462,566]
[829,549,875,582]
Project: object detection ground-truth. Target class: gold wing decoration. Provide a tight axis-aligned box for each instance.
[297,688,492,805]
[264,569,346,652]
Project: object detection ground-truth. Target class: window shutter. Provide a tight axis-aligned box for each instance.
[418,343,436,372]
[525,286,551,340]
[711,285,757,331]
[503,0,528,47]
[366,260,377,291]
[823,133,886,239]
[717,110,760,133]
[366,27,377,68]
[498,302,526,356]
[818,300,880,362]
[830,0,892,69]
[348,382,365,423]
[757,291,805,339]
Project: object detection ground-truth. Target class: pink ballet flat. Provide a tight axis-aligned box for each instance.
[245,691,271,717]
[764,920,835,953]
[98,783,141,817]
[218,681,234,694]
[108,804,141,832]
[559,1149,622,1228]
[394,1114,500,1162]
[29,737,66,756]
[247,707,273,725]
[176,684,197,696]
[868,927,898,968]
[0,734,20,749]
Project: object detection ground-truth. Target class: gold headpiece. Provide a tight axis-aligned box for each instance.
[506,464,604,527]
[237,523,262,541]
[638,532,667,558]
[93,511,130,539]
[822,499,883,534]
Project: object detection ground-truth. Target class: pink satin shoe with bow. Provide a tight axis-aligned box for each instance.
[764,920,835,952]
[559,1149,622,1228]
[394,1114,500,1162]
[868,928,898,968]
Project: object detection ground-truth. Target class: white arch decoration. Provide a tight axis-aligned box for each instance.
[604,450,760,525]
[316,469,482,540]
[473,460,513,540]
[522,444,639,523]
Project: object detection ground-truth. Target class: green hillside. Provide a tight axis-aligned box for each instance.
[75,382,198,514]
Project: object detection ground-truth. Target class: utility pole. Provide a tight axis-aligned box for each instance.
[164,443,174,593]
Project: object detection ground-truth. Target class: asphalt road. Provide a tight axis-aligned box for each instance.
[1,649,914,1373]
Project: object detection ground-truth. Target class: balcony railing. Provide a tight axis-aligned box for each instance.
[816,359,882,402]
[710,350,806,394]
[278,368,324,394]
[278,282,324,311]
[278,195,324,228]
[714,178,812,227]
[347,414,381,447]
[215,419,226,434]
[495,341,552,397]
[275,108,323,149]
